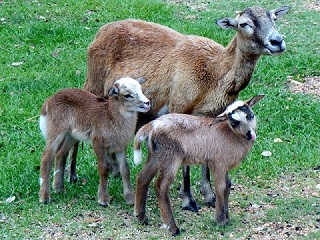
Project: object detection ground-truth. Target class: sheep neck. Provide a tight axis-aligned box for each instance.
[222,36,260,95]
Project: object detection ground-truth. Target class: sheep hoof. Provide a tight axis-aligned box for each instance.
[137,216,148,225]
[216,218,229,226]
[39,197,50,204]
[182,204,199,213]
[181,198,199,213]
[99,202,109,208]
[98,198,110,207]
[68,174,78,183]
[171,227,181,236]
[204,197,216,208]
[124,193,135,206]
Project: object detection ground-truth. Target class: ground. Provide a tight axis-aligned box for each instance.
[289,76,320,98]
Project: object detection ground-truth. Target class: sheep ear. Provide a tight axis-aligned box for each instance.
[216,17,238,30]
[246,95,265,107]
[136,77,146,84]
[209,114,228,126]
[271,6,290,19]
[108,85,119,97]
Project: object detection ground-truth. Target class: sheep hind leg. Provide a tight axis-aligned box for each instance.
[68,142,79,183]
[54,136,79,193]
[155,163,181,236]
[39,144,57,204]
[200,165,216,207]
[181,165,199,212]
[134,154,158,225]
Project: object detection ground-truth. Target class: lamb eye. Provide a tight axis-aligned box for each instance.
[124,94,132,99]
[230,118,240,128]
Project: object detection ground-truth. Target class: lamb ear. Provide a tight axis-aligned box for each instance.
[216,17,238,29]
[209,114,228,126]
[108,85,119,97]
[246,95,265,107]
[136,77,146,84]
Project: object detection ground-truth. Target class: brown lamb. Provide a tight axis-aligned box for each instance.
[133,95,264,236]
[39,77,150,206]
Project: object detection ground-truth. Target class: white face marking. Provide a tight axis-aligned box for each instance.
[225,100,245,114]
[231,111,247,122]
[116,77,149,103]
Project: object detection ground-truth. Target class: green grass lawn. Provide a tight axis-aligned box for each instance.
[0,0,319,239]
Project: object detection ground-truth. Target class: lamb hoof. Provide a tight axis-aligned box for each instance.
[99,202,108,208]
[136,215,148,225]
[216,218,229,226]
[98,198,110,207]
[171,227,181,236]
[39,198,50,204]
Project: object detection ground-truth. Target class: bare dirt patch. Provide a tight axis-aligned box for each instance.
[288,76,320,98]
[305,0,320,11]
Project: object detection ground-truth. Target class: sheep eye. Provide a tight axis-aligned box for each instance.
[240,23,248,28]
[124,94,132,99]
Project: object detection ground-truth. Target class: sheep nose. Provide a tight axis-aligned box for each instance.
[269,34,283,47]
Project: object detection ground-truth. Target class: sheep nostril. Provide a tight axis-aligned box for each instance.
[246,131,252,140]
[269,35,283,46]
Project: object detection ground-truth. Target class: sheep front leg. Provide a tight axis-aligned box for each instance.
[200,165,216,207]
[134,154,158,224]
[224,172,231,221]
[115,151,134,205]
[39,147,55,204]
[181,166,199,212]
[92,138,110,207]
[213,171,229,226]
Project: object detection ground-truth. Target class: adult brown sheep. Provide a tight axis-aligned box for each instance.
[76,6,289,211]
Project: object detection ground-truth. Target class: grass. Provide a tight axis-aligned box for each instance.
[0,0,319,239]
